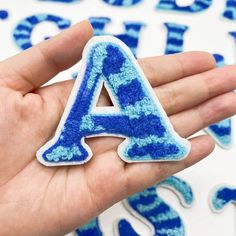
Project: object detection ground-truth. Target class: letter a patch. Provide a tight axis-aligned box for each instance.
[37,36,191,166]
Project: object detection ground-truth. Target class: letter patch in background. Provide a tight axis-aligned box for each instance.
[211,186,236,213]
[102,0,142,7]
[204,54,233,149]
[223,0,236,20]
[13,14,71,50]
[0,10,8,20]
[36,36,190,166]
[75,176,194,236]
[157,0,212,13]
[164,22,189,55]
[38,0,79,2]
[116,176,193,236]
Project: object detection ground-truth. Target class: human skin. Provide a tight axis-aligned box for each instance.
[0,20,236,236]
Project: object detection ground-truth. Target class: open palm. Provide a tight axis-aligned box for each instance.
[0,21,236,236]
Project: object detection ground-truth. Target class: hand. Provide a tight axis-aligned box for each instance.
[0,20,235,236]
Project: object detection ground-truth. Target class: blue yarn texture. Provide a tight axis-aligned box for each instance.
[157,0,212,13]
[211,186,236,212]
[120,176,193,236]
[37,36,190,166]
[75,176,194,236]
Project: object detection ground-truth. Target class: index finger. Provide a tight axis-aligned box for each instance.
[0,20,93,94]
[139,51,216,87]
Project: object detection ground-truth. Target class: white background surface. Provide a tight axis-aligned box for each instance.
[0,0,236,235]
